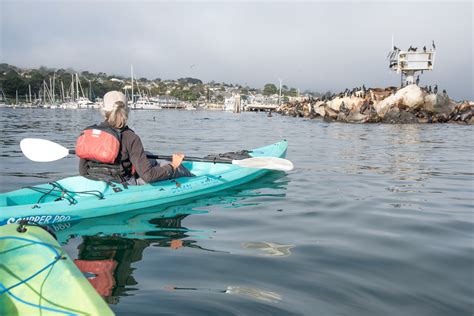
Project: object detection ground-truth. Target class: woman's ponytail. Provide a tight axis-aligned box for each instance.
[104,101,129,129]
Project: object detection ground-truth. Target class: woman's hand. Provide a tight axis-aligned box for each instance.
[171,153,184,170]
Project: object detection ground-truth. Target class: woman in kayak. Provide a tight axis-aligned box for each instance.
[77,91,193,185]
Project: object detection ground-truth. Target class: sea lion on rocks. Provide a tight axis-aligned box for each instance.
[460,109,473,122]
[324,106,339,119]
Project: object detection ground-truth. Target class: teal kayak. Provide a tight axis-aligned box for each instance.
[0,223,114,315]
[0,141,288,226]
[48,170,288,244]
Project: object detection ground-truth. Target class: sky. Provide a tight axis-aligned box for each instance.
[1,0,472,100]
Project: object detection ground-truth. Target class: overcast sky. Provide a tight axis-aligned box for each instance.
[1,0,472,100]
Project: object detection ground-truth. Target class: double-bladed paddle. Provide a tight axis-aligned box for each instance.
[20,138,294,171]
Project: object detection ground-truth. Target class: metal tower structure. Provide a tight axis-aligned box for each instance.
[388,45,436,87]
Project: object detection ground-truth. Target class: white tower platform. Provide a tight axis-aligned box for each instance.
[388,46,436,87]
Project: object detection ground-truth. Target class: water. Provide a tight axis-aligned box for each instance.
[1,108,473,315]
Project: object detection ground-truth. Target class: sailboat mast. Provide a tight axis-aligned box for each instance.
[43,81,47,104]
[61,81,65,102]
[71,74,75,101]
[52,74,56,103]
[131,64,134,107]
[76,74,79,100]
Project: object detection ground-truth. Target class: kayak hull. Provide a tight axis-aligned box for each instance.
[0,141,288,225]
[0,224,114,315]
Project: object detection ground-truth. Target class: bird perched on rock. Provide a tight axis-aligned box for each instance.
[428,86,432,93]
[432,40,436,50]
[416,76,420,85]
[423,46,426,52]
[434,85,438,94]
[442,89,447,95]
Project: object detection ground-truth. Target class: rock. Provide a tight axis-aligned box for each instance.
[382,107,418,124]
[374,94,399,117]
[327,96,364,112]
[343,111,370,123]
[395,84,426,109]
[424,93,455,115]
[314,101,326,117]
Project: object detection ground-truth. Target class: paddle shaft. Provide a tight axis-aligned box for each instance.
[68,150,232,164]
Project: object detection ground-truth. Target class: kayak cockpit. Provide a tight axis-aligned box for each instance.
[183,161,235,177]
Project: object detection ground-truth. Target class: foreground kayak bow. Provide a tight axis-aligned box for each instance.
[0,223,114,315]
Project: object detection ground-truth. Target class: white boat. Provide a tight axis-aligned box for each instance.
[77,97,95,109]
[133,97,162,110]
[185,103,196,111]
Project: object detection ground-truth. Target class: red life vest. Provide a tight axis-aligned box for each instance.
[76,125,121,164]
[74,259,118,297]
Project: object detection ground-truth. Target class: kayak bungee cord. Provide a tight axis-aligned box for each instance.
[0,236,63,294]
[0,283,77,316]
[25,181,105,207]
[0,235,80,316]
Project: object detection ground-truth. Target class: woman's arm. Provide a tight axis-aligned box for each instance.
[126,133,174,183]
[79,158,88,176]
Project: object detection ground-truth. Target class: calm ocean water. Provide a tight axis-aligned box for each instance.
[0,108,473,315]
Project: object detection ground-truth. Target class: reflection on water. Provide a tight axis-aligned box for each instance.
[165,285,282,303]
[47,172,289,303]
[242,242,294,257]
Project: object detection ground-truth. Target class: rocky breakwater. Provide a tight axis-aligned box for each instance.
[276,85,473,124]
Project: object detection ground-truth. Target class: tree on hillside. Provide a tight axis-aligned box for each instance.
[263,83,277,96]
[2,70,27,96]
[287,88,298,97]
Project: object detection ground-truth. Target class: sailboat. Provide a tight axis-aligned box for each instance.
[129,65,161,110]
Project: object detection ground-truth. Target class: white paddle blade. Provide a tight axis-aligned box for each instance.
[20,138,70,162]
[232,157,294,171]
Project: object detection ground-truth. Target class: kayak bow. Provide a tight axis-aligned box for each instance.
[0,223,114,315]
